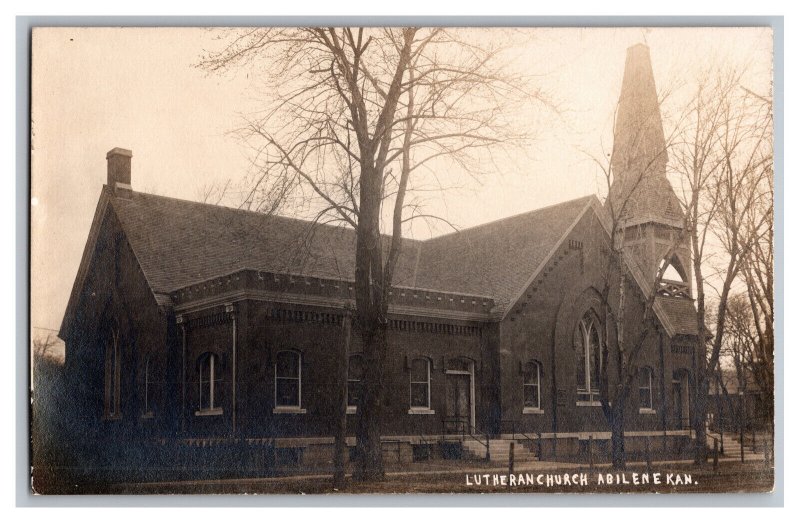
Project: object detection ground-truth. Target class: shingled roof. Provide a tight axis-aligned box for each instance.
[63,184,696,336]
[414,196,594,312]
[654,295,699,336]
[109,188,422,295]
[108,188,593,315]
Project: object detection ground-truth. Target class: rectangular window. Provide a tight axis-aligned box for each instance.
[104,330,121,419]
[639,367,654,411]
[198,353,223,414]
[275,351,301,408]
[347,355,364,410]
[142,356,154,418]
[410,359,430,409]
[523,361,541,410]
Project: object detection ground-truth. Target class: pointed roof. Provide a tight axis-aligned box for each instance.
[61,185,696,338]
[108,189,422,294]
[415,196,595,313]
[60,188,596,337]
[609,44,682,227]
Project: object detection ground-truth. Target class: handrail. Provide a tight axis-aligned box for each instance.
[499,419,540,452]
[417,432,435,448]
[499,419,543,458]
[442,416,490,460]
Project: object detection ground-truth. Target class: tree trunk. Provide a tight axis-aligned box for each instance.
[610,408,626,470]
[333,309,352,489]
[692,373,709,464]
[352,157,389,482]
[353,324,388,481]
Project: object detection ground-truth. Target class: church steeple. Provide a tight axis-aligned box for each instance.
[609,43,682,228]
[608,44,691,297]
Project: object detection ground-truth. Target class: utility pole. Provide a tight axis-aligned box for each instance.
[333,302,354,489]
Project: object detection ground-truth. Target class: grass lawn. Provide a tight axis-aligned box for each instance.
[97,460,774,495]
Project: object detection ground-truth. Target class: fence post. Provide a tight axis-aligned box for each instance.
[588,435,594,472]
[509,441,515,476]
[740,426,745,463]
[485,433,490,461]
[713,439,719,473]
[645,436,652,473]
[537,432,542,460]
[720,427,725,455]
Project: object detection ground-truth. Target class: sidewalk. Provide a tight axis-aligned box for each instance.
[113,452,771,493]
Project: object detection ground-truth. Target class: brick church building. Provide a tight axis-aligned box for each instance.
[59,44,700,476]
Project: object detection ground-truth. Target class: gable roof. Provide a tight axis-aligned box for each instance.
[111,189,593,314]
[414,196,595,313]
[108,188,423,295]
[654,295,700,336]
[61,187,696,337]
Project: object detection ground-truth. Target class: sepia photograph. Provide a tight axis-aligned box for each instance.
[29,24,776,496]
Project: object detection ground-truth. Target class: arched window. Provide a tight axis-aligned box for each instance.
[639,366,654,412]
[347,354,365,412]
[663,263,685,282]
[523,361,542,412]
[143,355,154,417]
[658,257,690,298]
[575,312,602,404]
[275,350,302,409]
[198,353,222,413]
[409,358,431,410]
[104,329,121,418]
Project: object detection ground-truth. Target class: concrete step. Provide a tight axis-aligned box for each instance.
[708,435,766,458]
[462,439,538,462]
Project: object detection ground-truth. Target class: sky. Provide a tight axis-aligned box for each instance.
[30,26,773,335]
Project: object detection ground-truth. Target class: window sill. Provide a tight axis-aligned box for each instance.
[346,406,357,414]
[639,408,657,415]
[408,408,436,415]
[576,401,602,407]
[140,412,154,420]
[194,408,223,417]
[522,407,544,415]
[273,407,307,414]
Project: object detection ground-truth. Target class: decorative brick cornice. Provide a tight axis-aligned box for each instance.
[170,268,495,322]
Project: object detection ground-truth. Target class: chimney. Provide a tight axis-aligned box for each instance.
[106,147,133,197]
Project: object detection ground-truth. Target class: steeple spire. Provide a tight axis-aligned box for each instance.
[609,44,681,227]
[607,44,692,296]
[612,43,667,182]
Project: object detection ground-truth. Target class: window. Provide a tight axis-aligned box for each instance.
[409,358,431,410]
[104,329,121,418]
[657,257,690,298]
[347,354,364,413]
[575,312,602,404]
[275,350,303,411]
[142,355,154,417]
[197,353,222,415]
[523,361,542,412]
[662,263,685,282]
[639,367,655,413]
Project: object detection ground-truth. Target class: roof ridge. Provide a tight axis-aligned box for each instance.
[118,188,428,244]
[422,194,596,243]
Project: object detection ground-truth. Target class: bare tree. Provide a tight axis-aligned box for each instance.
[717,295,753,425]
[197,27,548,482]
[672,67,773,462]
[33,333,59,361]
[739,155,774,428]
[196,178,233,205]
[591,153,687,469]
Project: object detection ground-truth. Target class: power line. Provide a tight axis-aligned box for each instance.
[32,326,59,333]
